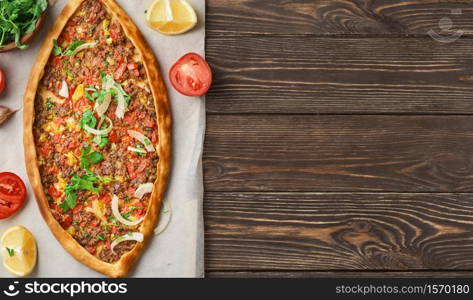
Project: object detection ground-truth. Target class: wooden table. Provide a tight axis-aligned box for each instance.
[203,0,473,278]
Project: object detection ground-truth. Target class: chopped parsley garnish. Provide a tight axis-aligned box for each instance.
[96,234,106,241]
[80,145,104,169]
[5,247,14,257]
[135,143,145,156]
[53,40,85,56]
[63,68,73,78]
[92,135,109,148]
[46,98,53,111]
[80,109,97,130]
[60,171,102,212]
[52,39,62,55]
[121,206,142,219]
[108,216,118,225]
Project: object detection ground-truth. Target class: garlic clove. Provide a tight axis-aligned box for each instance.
[0,105,16,126]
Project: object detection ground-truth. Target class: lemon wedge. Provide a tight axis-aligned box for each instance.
[146,0,197,35]
[1,225,37,277]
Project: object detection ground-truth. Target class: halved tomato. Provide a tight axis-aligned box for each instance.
[0,172,27,219]
[0,69,5,94]
[169,53,212,97]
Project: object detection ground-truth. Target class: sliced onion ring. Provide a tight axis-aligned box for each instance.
[83,117,113,136]
[134,183,153,199]
[154,201,171,235]
[111,232,143,253]
[94,93,112,118]
[127,146,146,154]
[128,130,155,152]
[115,92,126,119]
[59,80,69,98]
[71,42,97,56]
[112,195,144,227]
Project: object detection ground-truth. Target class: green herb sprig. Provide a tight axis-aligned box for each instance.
[0,0,48,49]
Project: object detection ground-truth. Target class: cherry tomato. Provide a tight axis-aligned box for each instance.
[0,172,27,219]
[169,53,212,97]
[0,69,5,94]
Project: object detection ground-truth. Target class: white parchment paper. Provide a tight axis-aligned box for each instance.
[0,0,205,278]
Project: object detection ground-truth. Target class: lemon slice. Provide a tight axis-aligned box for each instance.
[1,225,37,277]
[146,0,197,35]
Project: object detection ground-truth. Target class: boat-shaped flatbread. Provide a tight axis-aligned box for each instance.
[23,0,171,277]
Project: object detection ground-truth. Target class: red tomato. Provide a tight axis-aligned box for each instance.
[108,130,120,143]
[127,63,138,70]
[0,69,6,94]
[151,131,158,144]
[60,214,73,229]
[114,62,127,81]
[101,195,111,204]
[74,98,90,111]
[40,144,53,156]
[125,186,135,197]
[48,186,62,198]
[0,172,27,219]
[123,110,136,124]
[73,204,84,214]
[169,53,212,97]
[144,118,156,128]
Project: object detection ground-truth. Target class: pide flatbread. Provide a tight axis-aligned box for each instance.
[23,0,171,277]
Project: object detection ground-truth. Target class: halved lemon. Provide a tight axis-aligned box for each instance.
[1,225,37,277]
[146,0,197,35]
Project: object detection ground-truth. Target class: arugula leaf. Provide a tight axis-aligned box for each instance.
[80,109,96,130]
[5,247,14,257]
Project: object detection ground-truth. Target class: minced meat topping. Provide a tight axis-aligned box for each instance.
[33,0,159,263]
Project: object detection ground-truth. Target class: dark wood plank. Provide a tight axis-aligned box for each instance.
[206,36,473,114]
[207,271,473,278]
[207,0,473,36]
[204,115,473,192]
[205,192,473,271]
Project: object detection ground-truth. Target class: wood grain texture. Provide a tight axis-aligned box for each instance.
[207,0,473,36]
[207,271,473,278]
[204,115,473,192]
[205,192,473,270]
[206,36,473,114]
